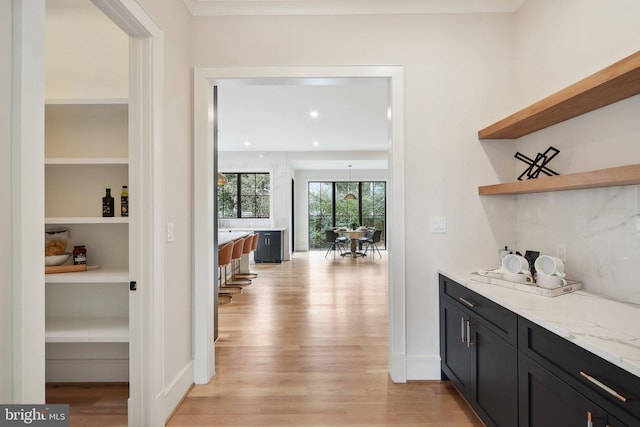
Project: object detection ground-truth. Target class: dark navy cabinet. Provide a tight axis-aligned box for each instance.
[439,274,640,427]
[254,230,283,263]
[439,274,518,427]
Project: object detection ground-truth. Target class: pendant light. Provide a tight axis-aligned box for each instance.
[217,172,228,186]
[344,164,357,200]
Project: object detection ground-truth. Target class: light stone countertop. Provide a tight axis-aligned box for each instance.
[218,231,252,246]
[440,269,640,378]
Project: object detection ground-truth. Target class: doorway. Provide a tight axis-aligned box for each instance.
[193,66,407,383]
[14,0,164,424]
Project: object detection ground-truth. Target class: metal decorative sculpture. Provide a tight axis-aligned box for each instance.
[515,146,560,180]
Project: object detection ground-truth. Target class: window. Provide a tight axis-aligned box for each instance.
[308,181,386,249]
[218,172,270,218]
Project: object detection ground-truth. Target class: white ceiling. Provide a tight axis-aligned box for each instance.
[183,0,526,16]
[217,78,390,153]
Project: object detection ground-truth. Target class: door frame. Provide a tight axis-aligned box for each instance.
[193,65,407,383]
[12,0,165,424]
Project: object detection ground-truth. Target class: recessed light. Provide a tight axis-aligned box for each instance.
[243,141,251,146]
[309,110,319,119]
[312,141,319,146]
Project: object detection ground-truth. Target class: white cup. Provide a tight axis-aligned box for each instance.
[502,254,530,274]
[536,273,567,289]
[535,255,565,277]
[503,270,534,284]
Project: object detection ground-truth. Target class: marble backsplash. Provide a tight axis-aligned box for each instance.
[515,184,640,305]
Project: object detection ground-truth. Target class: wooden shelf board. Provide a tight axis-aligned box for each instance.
[45,267,128,283]
[45,217,129,225]
[45,317,129,343]
[45,157,128,165]
[479,51,640,139]
[478,164,640,195]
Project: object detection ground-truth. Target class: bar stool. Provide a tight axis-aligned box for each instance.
[226,237,252,287]
[235,233,259,279]
[217,241,239,303]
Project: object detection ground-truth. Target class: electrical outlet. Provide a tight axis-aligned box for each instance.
[556,243,566,262]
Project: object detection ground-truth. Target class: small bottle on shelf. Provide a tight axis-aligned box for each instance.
[102,188,114,217]
[121,185,129,217]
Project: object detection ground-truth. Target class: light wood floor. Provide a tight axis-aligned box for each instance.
[167,251,483,427]
[47,251,483,426]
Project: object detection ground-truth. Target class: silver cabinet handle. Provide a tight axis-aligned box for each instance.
[580,371,627,402]
[459,297,476,308]
[587,411,593,427]
[466,320,474,348]
[461,317,465,343]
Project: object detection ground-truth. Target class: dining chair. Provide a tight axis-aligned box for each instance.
[361,229,383,259]
[324,229,347,258]
[357,227,375,252]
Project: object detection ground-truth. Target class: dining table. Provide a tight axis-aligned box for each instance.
[336,229,366,257]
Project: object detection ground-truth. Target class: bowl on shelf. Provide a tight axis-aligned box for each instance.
[45,253,71,266]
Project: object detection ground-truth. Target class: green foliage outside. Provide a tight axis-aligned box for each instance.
[218,172,270,218]
[309,181,386,249]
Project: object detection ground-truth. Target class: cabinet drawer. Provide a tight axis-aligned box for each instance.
[439,274,517,346]
[519,318,640,423]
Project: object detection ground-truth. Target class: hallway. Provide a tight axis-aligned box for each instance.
[167,251,483,426]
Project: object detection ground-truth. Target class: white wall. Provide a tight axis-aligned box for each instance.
[508,0,640,303]
[45,6,128,99]
[191,12,516,378]
[135,0,196,420]
[294,168,389,251]
[0,0,13,404]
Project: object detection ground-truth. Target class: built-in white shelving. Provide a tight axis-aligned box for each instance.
[45,317,129,343]
[45,98,128,105]
[45,267,128,284]
[45,157,128,165]
[45,96,131,382]
[45,217,129,225]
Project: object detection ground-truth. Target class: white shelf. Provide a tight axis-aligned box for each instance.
[45,98,128,105]
[45,267,128,284]
[45,317,129,343]
[45,217,129,225]
[45,157,128,165]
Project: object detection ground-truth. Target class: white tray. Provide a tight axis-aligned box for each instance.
[470,272,582,297]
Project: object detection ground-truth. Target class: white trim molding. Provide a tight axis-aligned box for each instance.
[193,65,408,384]
[183,0,526,17]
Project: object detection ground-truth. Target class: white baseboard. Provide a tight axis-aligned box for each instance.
[389,352,407,383]
[406,354,442,380]
[163,360,194,422]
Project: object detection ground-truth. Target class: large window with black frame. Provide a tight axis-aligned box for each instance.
[218,172,270,219]
[308,180,386,249]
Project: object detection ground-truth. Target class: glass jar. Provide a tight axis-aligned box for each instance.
[73,245,87,265]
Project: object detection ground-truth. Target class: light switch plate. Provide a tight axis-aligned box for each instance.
[430,216,446,233]
[167,222,175,242]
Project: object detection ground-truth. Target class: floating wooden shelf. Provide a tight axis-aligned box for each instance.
[479,50,640,139]
[478,164,640,195]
